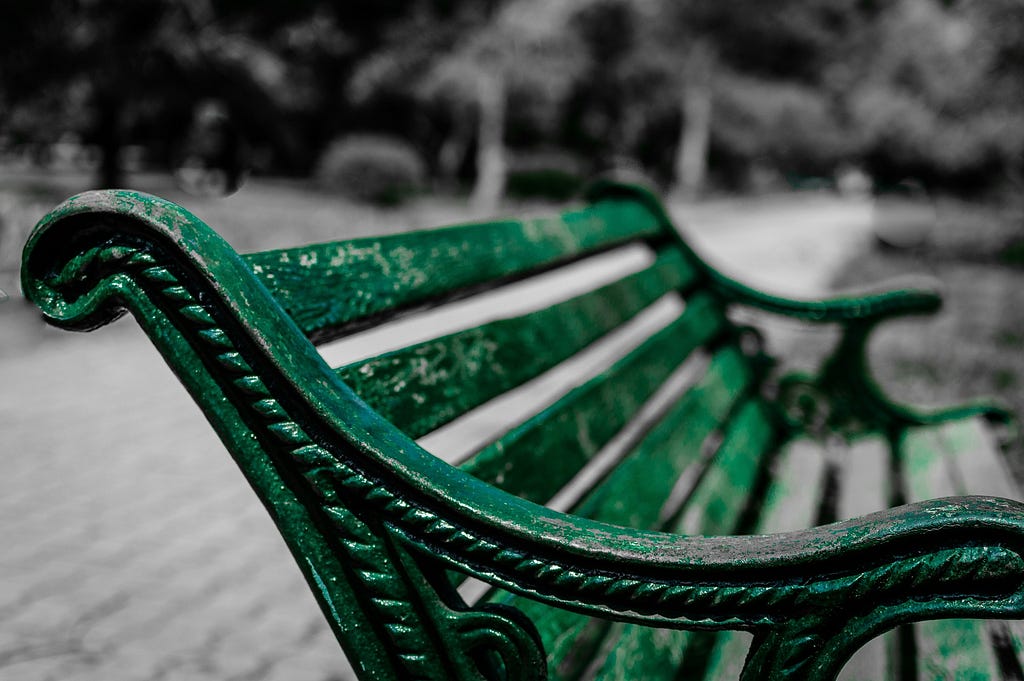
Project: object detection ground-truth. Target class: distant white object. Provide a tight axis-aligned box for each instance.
[836,164,871,197]
[871,179,936,250]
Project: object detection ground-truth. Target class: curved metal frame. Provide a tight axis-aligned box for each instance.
[22,187,1024,680]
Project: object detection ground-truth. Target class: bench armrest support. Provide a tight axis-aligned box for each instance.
[585,179,944,324]
[585,180,1014,437]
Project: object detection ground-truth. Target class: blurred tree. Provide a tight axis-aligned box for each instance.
[346,3,491,182]
[975,0,1024,195]
[562,0,642,168]
[349,0,585,211]
[0,0,309,187]
[841,0,1024,195]
[633,0,861,197]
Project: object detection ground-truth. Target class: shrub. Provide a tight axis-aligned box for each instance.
[505,151,585,201]
[507,168,583,201]
[714,74,851,178]
[315,135,425,206]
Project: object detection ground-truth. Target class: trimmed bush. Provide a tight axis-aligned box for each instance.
[506,151,585,201]
[507,168,583,201]
[315,135,425,206]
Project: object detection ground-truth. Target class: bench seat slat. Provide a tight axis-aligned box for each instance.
[498,347,755,680]
[755,438,829,534]
[336,249,697,439]
[930,419,1024,677]
[461,293,726,503]
[243,199,668,341]
[703,438,830,681]
[593,400,778,681]
[899,423,1003,680]
[836,436,898,681]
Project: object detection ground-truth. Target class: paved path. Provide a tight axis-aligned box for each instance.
[0,195,873,681]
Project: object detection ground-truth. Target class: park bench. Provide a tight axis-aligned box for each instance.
[20,180,1024,680]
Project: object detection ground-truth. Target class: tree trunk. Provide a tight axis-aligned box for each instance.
[672,42,716,200]
[95,93,124,189]
[438,108,473,187]
[470,69,506,213]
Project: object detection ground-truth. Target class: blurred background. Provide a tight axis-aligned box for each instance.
[1,0,1022,679]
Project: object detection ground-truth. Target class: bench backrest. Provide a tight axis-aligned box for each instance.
[241,183,775,520]
[237,183,783,678]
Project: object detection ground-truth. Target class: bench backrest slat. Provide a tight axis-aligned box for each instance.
[243,199,667,342]
[335,248,696,439]
[460,292,726,503]
[495,347,761,678]
[571,345,753,526]
[592,405,786,681]
[675,399,776,536]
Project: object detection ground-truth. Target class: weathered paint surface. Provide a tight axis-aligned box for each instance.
[497,345,755,680]
[243,198,667,341]
[836,436,896,681]
[20,182,1024,681]
[703,440,829,681]
[461,292,725,503]
[336,249,696,439]
[593,399,777,681]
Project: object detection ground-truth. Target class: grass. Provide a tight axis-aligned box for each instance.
[831,196,1024,476]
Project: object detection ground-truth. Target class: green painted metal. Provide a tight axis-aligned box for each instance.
[243,198,666,342]
[583,180,1014,439]
[494,345,757,679]
[336,248,697,439]
[900,423,1006,679]
[592,399,778,681]
[461,292,725,502]
[20,183,1024,681]
[703,439,830,681]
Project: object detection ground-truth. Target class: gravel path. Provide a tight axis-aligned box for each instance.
[0,194,873,681]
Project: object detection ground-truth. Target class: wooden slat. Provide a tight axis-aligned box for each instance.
[460,293,725,503]
[837,436,891,519]
[899,423,1003,680]
[422,293,684,465]
[499,347,755,681]
[593,401,778,681]
[703,631,755,681]
[836,436,897,681]
[244,198,669,340]
[757,438,829,534]
[336,249,696,438]
[932,419,1024,677]
[676,401,777,536]
[573,355,755,529]
[940,418,1018,500]
[702,438,829,681]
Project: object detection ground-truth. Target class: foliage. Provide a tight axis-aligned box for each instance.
[713,73,852,181]
[315,134,425,206]
[1,0,1021,201]
[839,0,1024,194]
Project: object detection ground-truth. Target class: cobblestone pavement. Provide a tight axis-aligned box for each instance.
[0,196,871,680]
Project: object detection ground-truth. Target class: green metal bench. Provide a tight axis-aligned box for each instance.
[21,180,1024,680]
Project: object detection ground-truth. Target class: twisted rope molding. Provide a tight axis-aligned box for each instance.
[43,239,1024,674]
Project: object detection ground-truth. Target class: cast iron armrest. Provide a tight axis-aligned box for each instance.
[582,181,1015,436]
[584,178,942,324]
[24,190,1024,680]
